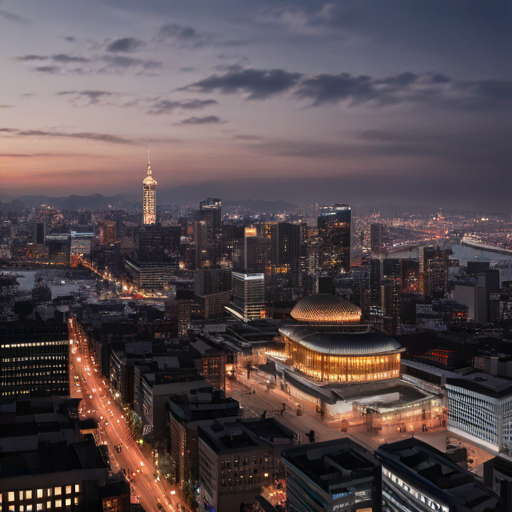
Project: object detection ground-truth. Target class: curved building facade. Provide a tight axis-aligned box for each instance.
[280,294,404,383]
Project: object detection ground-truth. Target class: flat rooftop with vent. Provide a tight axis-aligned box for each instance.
[282,437,382,512]
[376,438,505,512]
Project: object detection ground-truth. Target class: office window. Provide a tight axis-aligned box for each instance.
[55,488,61,496]
[8,493,15,503]
[19,491,24,500]
[65,487,71,495]
[9,506,15,512]
[74,498,79,505]
[47,502,51,509]
[74,485,80,493]
[65,500,71,507]
[20,507,24,512]
[37,490,43,499]
[26,506,32,512]
[37,505,42,511]
[26,491,33,500]
[55,500,62,508]
[47,489,52,497]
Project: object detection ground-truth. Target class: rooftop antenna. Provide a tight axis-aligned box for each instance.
[147,142,152,174]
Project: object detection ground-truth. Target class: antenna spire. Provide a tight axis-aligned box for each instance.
[147,142,152,175]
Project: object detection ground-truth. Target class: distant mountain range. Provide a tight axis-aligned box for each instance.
[1,191,299,214]
[11,194,136,210]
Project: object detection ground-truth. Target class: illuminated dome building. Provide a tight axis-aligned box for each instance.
[280,294,404,383]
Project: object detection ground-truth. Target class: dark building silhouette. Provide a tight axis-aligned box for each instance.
[138,224,165,263]
[318,204,351,274]
[370,223,384,255]
[199,197,222,263]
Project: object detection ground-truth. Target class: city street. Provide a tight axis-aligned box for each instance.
[69,320,186,512]
[230,369,495,476]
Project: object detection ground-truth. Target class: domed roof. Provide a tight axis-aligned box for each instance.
[279,325,403,356]
[291,294,362,325]
[143,175,157,186]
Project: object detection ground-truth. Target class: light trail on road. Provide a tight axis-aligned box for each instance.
[69,320,187,512]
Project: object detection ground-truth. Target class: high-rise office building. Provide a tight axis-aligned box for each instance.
[318,204,351,274]
[195,269,232,296]
[271,222,301,267]
[142,151,157,225]
[99,220,117,245]
[34,222,46,244]
[225,272,265,322]
[199,198,222,263]
[243,227,271,274]
[0,322,69,398]
[421,246,451,298]
[138,225,165,263]
[370,223,384,255]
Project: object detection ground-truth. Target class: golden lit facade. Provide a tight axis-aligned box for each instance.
[283,337,401,383]
[143,152,157,225]
[280,294,404,384]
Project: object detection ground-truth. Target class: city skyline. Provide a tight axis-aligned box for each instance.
[1,0,511,213]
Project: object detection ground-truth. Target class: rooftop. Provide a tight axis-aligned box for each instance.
[446,373,512,399]
[199,418,296,455]
[282,438,379,495]
[377,438,504,511]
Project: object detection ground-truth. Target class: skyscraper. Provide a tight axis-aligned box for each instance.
[198,198,222,263]
[143,149,157,225]
[318,204,351,274]
[225,272,265,322]
[370,223,384,255]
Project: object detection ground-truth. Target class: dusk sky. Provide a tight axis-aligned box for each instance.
[1,0,511,211]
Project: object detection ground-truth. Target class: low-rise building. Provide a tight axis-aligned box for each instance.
[141,369,211,442]
[198,418,296,512]
[446,373,512,452]
[0,396,110,512]
[376,438,505,512]
[282,438,382,512]
[168,390,241,487]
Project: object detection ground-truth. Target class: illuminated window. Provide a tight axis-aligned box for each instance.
[26,506,32,512]
[55,488,61,496]
[19,491,24,500]
[47,502,51,509]
[9,506,15,512]
[74,498,79,505]
[65,487,71,495]
[37,490,43,499]
[55,500,62,508]
[20,507,24,512]
[65,499,71,507]
[74,485,80,493]
[47,489,52,497]
[8,493,14,503]
[26,491,32,500]
[37,505,43,511]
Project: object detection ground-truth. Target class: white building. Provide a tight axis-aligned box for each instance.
[225,272,265,322]
[446,374,512,452]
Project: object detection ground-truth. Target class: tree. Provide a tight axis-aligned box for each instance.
[14,300,33,320]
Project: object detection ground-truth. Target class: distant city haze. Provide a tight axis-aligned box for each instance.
[0,1,510,212]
